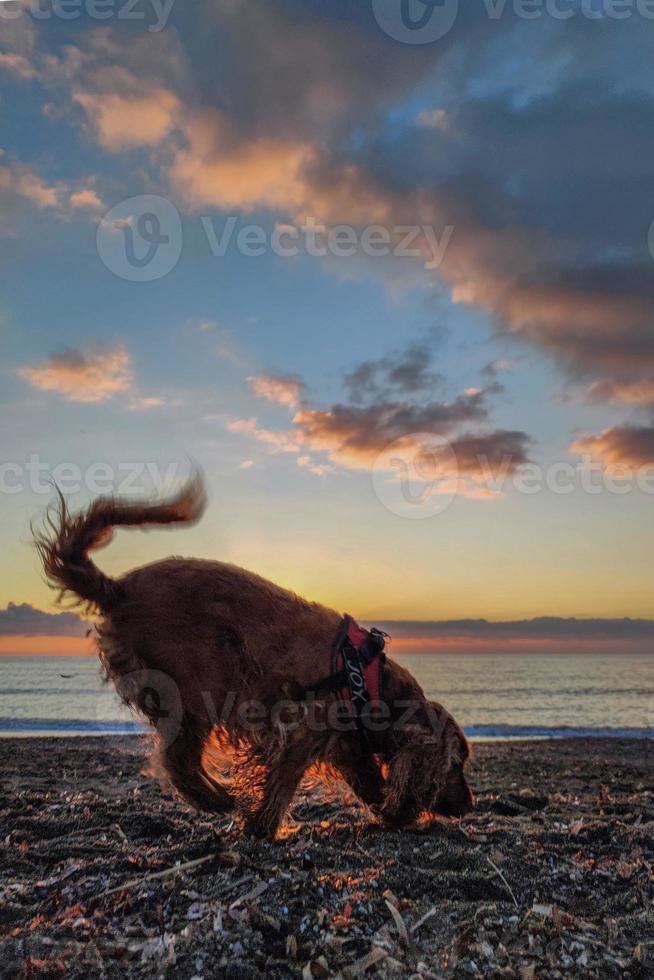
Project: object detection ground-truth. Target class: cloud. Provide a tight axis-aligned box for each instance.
[154,5,654,401]
[17,345,133,403]
[293,389,490,464]
[12,4,654,435]
[378,617,654,640]
[200,0,433,142]
[0,153,63,210]
[571,425,654,468]
[163,88,654,418]
[443,430,531,477]
[0,8,39,81]
[0,52,38,81]
[170,110,313,212]
[295,419,530,490]
[296,455,333,477]
[585,379,654,409]
[73,86,180,151]
[417,108,448,130]
[231,345,530,493]
[344,344,443,404]
[128,396,166,411]
[0,602,86,637]
[227,417,301,454]
[157,17,654,422]
[376,616,654,653]
[248,373,305,408]
[0,151,105,225]
[68,187,104,211]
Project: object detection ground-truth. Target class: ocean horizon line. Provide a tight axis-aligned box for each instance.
[1,719,652,741]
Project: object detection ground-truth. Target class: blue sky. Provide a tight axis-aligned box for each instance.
[1,0,654,641]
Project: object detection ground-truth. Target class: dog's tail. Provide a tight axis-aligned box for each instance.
[33,473,206,613]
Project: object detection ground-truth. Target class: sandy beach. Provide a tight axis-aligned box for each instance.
[1,737,653,979]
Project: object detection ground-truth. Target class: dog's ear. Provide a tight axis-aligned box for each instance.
[437,760,474,817]
[381,716,473,825]
[380,726,444,826]
[428,709,473,817]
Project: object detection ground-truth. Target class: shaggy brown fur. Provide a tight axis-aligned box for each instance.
[34,475,473,838]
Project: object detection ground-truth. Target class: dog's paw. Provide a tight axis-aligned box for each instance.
[244,815,276,840]
[377,804,418,830]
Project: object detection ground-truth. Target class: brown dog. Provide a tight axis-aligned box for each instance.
[35,475,472,838]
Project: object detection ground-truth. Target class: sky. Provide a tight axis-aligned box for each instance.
[1,0,653,654]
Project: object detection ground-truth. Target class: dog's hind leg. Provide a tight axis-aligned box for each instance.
[157,715,235,814]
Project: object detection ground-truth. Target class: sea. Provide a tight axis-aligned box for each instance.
[1,651,653,740]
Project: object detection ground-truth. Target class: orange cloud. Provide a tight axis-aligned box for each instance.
[248,373,304,408]
[17,345,133,403]
[74,87,180,151]
[128,395,166,411]
[169,113,653,392]
[296,455,332,476]
[291,390,492,465]
[585,378,654,408]
[170,110,313,212]
[571,425,654,468]
[0,153,62,209]
[0,52,38,81]
[231,347,529,495]
[231,389,529,499]
[167,109,654,397]
[169,107,403,229]
[228,417,301,454]
[69,187,104,211]
[0,151,107,221]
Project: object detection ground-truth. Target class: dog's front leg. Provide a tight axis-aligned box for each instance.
[326,736,384,807]
[245,730,322,839]
[378,741,422,828]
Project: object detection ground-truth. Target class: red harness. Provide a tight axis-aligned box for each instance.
[308,615,387,739]
[333,615,385,705]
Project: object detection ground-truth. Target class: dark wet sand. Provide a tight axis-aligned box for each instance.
[1,737,653,978]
